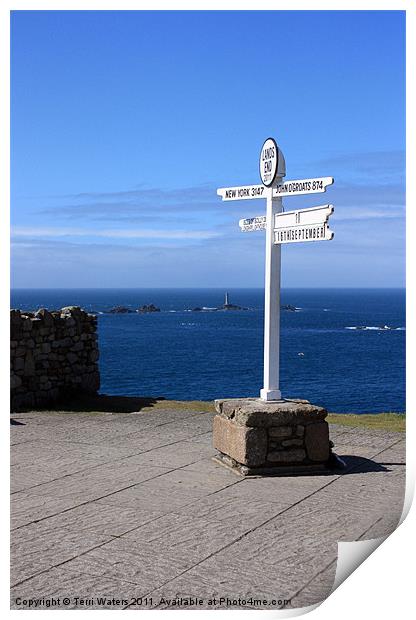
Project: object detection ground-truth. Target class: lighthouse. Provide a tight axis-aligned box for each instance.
[219,292,242,311]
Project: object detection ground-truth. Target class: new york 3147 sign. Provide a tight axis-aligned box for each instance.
[217,138,335,401]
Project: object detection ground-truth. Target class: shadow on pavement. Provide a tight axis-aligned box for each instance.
[10,418,26,425]
[35,393,166,414]
[335,454,390,474]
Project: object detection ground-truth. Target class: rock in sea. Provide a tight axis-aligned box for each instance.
[108,306,134,314]
[137,304,161,313]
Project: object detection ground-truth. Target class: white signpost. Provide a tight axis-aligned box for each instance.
[217,138,335,401]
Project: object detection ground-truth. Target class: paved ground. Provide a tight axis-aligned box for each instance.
[10,398,406,610]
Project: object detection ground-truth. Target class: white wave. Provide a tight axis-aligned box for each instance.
[345,325,405,331]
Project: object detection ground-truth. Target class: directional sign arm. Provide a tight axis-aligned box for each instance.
[273,177,334,198]
[239,215,267,231]
[217,185,267,201]
[275,204,334,227]
[274,204,335,244]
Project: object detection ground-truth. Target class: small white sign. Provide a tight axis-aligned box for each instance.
[273,177,333,197]
[275,204,333,228]
[274,204,334,244]
[217,184,267,201]
[239,216,267,232]
[259,138,279,187]
[275,223,333,244]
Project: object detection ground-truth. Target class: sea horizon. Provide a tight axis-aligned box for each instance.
[10,288,406,414]
[11,286,406,291]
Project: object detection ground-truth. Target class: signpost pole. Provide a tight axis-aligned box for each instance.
[260,185,283,401]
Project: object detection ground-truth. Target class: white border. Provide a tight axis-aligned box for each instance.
[2,3,414,620]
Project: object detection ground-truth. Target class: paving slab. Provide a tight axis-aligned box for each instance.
[49,537,191,594]
[284,559,337,609]
[10,565,139,610]
[10,406,406,610]
[124,439,214,469]
[11,527,112,586]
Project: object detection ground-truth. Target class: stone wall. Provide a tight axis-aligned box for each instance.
[10,306,100,411]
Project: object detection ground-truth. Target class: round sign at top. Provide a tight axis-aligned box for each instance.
[259,137,279,186]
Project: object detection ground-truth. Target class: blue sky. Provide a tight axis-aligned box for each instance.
[11,10,405,288]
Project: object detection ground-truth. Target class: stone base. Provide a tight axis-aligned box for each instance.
[213,453,328,477]
[213,398,331,476]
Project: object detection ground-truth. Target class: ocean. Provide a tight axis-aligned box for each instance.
[10,288,405,414]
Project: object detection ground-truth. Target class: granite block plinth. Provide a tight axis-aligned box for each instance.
[213,398,331,476]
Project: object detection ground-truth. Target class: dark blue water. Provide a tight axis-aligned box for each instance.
[10,288,405,414]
